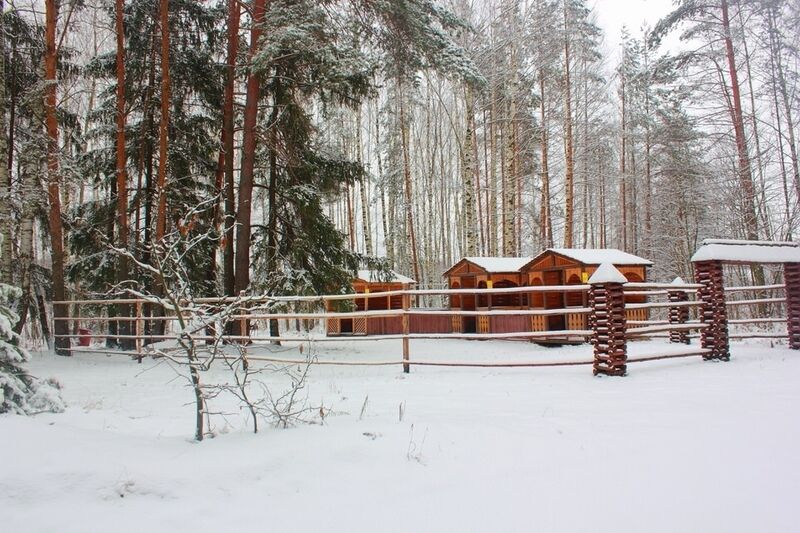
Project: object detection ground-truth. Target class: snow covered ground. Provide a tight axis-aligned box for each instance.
[3,338,799,532]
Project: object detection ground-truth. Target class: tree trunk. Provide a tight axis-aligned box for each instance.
[462,85,478,255]
[398,81,420,282]
[721,0,763,287]
[346,180,355,250]
[375,103,392,263]
[45,0,69,355]
[235,0,267,296]
[539,73,552,247]
[581,63,590,248]
[115,0,132,346]
[767,8,793,239]
[266,80,282,344]
[0,0,11,284]
[489,92,498,256]
[13,144,35,334]
[503,67,517,256]
[142,27,157,299]
[768,6,800,214]
[562,2,575,248]
[643,44,653,256]
[155,0,171,242]
[629,135,638,253]
[721,0,758,241]
[223,0,240,296]
[208,148,225,291]
[357,108,373,256]
[619,62,628,251]
[599,152,607,247]
[738,0,771,238]
[475,107,485,255]
[481,108,489,254]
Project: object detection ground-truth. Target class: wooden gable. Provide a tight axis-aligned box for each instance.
[523,250,581,272]
[443,258,488,277]
[552,253,580,267]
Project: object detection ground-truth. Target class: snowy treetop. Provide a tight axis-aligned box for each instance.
[545,248,653,266]
[356,270,416,284]
[691,240,800,264]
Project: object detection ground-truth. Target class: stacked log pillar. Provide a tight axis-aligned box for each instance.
[590,280,627,377]
[694,260,730,361]
[784,262,800,349]
[668,279,690,345]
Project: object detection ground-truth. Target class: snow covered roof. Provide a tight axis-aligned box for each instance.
[540,248,653,266]
[588,263,628,284]
[355,270,416,284]
[462,256,535,273]
[690,239,800,264]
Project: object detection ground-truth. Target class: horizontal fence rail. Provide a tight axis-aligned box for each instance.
[52,275,795,374]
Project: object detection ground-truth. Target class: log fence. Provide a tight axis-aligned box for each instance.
[52,264,796,376]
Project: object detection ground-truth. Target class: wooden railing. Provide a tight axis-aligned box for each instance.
[52,278,793,374]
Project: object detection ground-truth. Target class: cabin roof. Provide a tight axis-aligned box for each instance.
[530,248,653,267]
[355,270,416,284]
[690,239,800,264]
[444,257,534,276]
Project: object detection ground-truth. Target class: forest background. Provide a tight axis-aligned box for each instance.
[1,0,798,350]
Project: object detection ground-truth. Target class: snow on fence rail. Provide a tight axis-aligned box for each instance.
[53,264,798,375]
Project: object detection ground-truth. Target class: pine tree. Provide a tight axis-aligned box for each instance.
[652,0,765,286]
[0,283,64,414]
[74,0,224,297]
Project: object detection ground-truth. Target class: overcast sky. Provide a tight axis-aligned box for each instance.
[592,0,678,54]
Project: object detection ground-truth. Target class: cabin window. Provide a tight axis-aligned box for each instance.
[565,274,584,307]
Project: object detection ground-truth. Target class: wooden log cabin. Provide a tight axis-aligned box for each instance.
[326,270,417,336]
[443,250,652,335]
[522,248,652,332]
[443,257,535,334]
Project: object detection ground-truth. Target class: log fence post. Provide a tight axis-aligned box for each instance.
[135,301,143,362]
[694,260,730,361]
[589,264,628,377]
[238,290,249,344]
[668,277,690,345]
[784,262,800,349]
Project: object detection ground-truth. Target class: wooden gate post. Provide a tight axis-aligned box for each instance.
[135,301,143,362]
[694,260,730,361]
[668,277,690,345]
[784,262,800,349]
[589,264,628,377]
[238,291,250,344]
[402,288,410,373]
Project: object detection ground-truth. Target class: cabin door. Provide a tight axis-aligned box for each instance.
[543,270,565,331]
[461,276,477,333]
